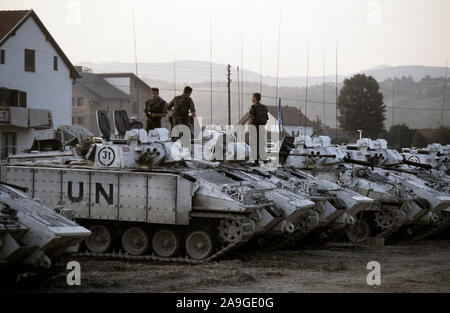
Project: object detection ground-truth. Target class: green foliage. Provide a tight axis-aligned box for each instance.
[142,73,449,130]
[312,115,325,134]
[383,124,415,150]
[411,131,429,148]
[337,74,386,138]
[331,135,356,145]
[431,126,450,145]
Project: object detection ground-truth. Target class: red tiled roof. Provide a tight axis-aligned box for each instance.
[267,105,313,126]
[0,10,29,43]
[415,128,434,139]
[0,10,80,80]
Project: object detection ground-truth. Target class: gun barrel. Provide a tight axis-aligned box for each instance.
[403,159,432,170]
[295,153,336,158]
[343,157,374,167]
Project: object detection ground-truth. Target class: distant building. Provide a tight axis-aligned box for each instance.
[239,105,314,139]
[73,67,130,135]
[0,10,79,159]
[97,73,151,121]
[72,70,152,135]
[414,128,435,141]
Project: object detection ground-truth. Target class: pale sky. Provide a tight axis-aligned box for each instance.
[1,0,449,77]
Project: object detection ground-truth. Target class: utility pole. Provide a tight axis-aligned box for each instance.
[131,3,140,118]
[335,42,338,142]
[237,66,241,121]
[260,37,263,94]
[210,16,213,125]
[304,37,310,137]
[441,60,448,127]
[227,64,231,125]
[391,85,395,129]
[323,47,326,127]
[173,56,176,97]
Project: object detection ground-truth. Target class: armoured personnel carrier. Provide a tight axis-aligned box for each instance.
[401,143,450,191]
[223,161,372,248]
[0,181,90,279]
[354,139,450,239]
[1,111,315,261]
[188,130,361,248]
[283,135,420,243]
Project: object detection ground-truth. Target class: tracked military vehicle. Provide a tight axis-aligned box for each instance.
[188,129,356,248]
[1,110,316,261]
[283,135,421,243]
[7,124,92,165]
[0,181,90,279]
[199,131,372,248]
[354,139,450,239]
[401,143,450,191]
[222,161,370,248]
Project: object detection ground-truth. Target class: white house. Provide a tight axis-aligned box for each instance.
[0,10,79,159]
[239,105,314,140]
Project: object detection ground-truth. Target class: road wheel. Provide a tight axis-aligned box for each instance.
[121,227,149,256]
[185,230,214,260]
[347,219,372,244]
[85,224,113,253]
[152,229,180,258]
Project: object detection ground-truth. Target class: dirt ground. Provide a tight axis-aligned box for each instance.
[12,240,450,293]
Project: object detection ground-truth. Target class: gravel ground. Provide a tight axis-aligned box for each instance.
[9,240,450,293]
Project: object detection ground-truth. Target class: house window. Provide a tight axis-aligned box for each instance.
[53,56,58,71]
[72,97,75,107]
[18,91,27,107]
[1,132,16,160]
[77,116,83,124]
[0,50,4,64]
[0,88,26,107]
[24,49,35,72]
[77,97,84,107]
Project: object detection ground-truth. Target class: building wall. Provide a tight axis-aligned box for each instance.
[283,125,313,137]
[0,17,72,126]
[72,89,130,136]
[130,78,151,121]
[103,77,130,96]
[102,76,151,120]
[264,113,313,138]
[0,16,73,155]
[71,89,91,130]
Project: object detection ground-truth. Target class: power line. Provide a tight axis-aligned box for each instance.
[275,10,282,108]
[210,16,213,125]
[441,60,448,127]
[73,79,450,112]
[303,37,310,136]
[335,42,338,141]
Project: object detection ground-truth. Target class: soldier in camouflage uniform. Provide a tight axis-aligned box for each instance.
[167,86,196,128]
[248,92,268,162]
[142,88,168,131]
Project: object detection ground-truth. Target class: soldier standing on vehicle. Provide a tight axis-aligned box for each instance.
[248,92,268,162]
[142,88,168,131]
[167,86,196,129]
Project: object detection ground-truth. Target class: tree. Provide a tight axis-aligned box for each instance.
[337,74,386,138]
[383,124,415,150]
[411,131,428,148]
[312,115,325,134]
[431,126,450,145]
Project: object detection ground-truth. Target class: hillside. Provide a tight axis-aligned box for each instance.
[78,61,450,129]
